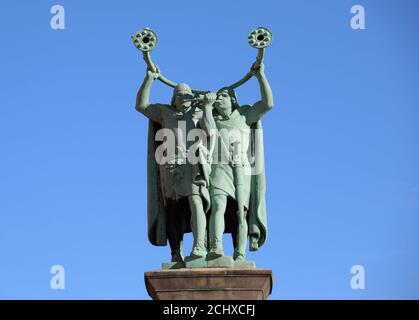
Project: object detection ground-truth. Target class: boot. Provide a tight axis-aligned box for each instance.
[171,249,184,263]
[208,238,224,258]
[233,249,246,261]
[190,244,207,258]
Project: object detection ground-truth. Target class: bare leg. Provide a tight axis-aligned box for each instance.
[167,228,183,262]
[208,194,227,257]
[188,195,206,257]
[233,211,248,261]
[166,202,184,262]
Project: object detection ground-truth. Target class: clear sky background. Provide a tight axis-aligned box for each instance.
[0,0,418,299]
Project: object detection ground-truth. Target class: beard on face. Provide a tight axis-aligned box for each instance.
[175,99,191,111]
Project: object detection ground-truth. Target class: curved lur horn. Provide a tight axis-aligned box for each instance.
[132,27,273,93]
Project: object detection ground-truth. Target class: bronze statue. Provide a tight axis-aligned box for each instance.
[133,27,273,268]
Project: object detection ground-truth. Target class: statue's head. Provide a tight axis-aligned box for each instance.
[171,83,193,112]
[214,88,238,116]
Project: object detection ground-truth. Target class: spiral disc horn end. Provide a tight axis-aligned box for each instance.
[132,27,159,52]
[247,27,273,49]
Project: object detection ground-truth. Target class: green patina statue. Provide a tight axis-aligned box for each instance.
[136,75,211,263]
[133,27,274,268]
[202,62,273,262]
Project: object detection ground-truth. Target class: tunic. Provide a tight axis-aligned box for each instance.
[140,103,208,203]
[210,108,253,209]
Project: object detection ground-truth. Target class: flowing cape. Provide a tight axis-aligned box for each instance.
[248,120,268,250]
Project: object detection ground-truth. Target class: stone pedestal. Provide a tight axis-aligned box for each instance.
[144,268,273,300]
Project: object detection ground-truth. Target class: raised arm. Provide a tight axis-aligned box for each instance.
[135,69,162,123]
[245,63,274,125]
[200,92,217,134]
[199,92,218,160]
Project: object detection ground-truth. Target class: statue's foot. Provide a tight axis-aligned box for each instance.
[190,246,207,258]
[233,250,246,261]
[207,247,224,259]
[171,252,184,263]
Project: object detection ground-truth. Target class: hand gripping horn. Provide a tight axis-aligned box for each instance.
[131,28,183,91]
[225,27,273,90]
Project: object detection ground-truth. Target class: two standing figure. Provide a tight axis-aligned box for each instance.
[135,62,273,264]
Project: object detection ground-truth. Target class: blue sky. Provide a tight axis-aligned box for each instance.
[0,0,418,299]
